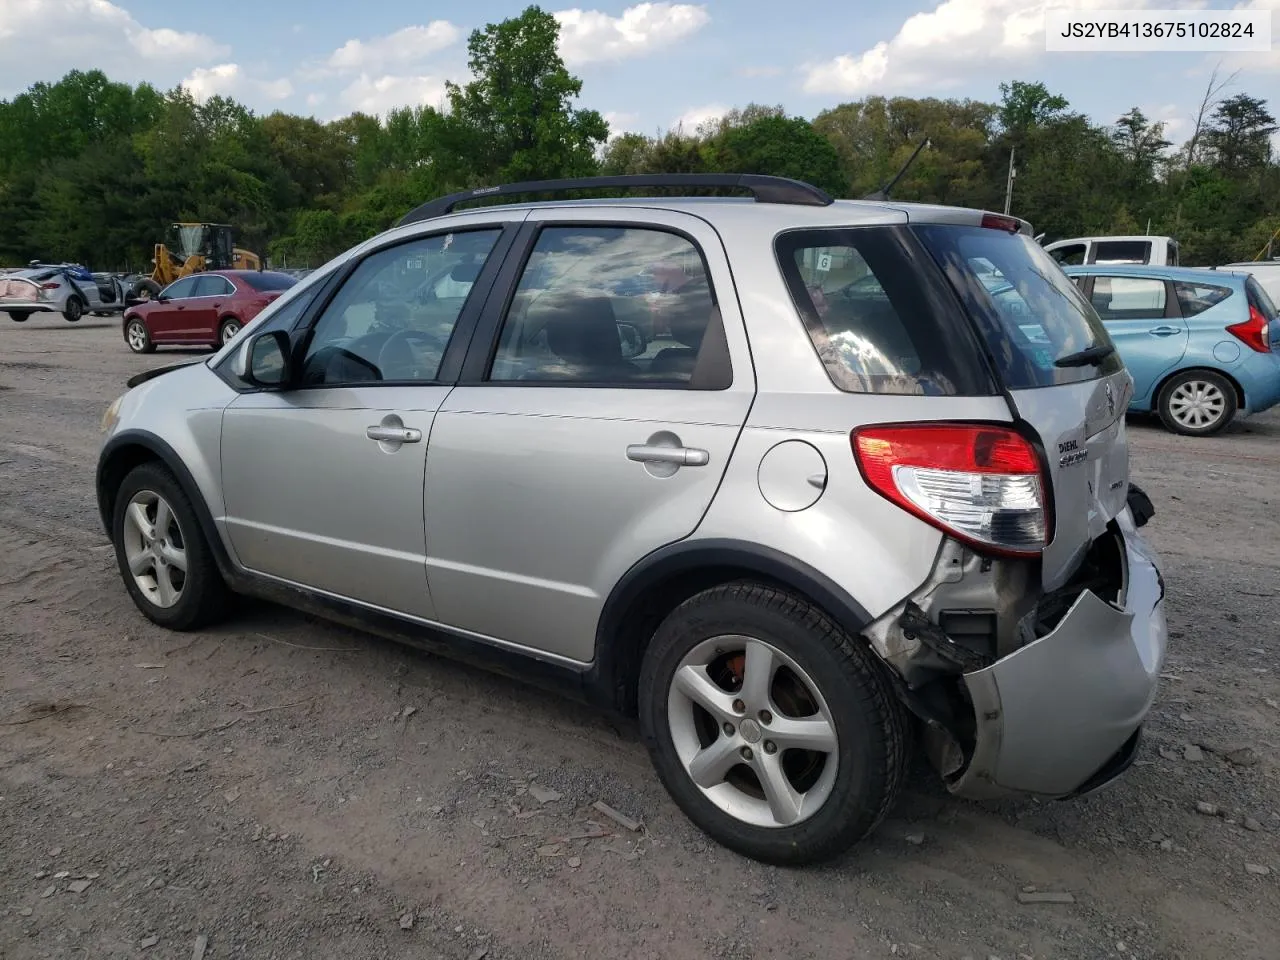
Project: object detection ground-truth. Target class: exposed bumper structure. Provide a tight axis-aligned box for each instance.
[0,300,56,313]
[948,508,1167,799]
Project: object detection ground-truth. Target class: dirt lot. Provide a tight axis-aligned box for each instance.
[1,312,1277,960]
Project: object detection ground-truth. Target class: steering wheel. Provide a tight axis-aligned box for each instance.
[376,328,448,380]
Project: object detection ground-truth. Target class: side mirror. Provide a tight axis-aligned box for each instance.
[156,292,170,302]
[237,330,293,388]
[617,321,647,360]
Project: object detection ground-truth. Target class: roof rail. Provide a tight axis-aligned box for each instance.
[397,173,834,226]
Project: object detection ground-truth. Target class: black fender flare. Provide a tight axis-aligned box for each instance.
[96,429,237,582]
[587,538,875,712]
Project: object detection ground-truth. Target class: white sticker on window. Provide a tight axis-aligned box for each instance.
[816,252,832,272]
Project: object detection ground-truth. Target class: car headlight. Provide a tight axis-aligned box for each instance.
[101,394,125,434]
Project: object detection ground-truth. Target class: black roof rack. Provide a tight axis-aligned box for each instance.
[397,173,834,226]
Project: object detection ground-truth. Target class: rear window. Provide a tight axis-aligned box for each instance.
[1246,275,1279,320]
[1093,240,1151,264]
[915,224,1124,388]
[774,227,996,396]
[240,271,298,292]
[1173,280,1233,317]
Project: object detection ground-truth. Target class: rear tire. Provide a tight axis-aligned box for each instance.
[63,296,84,322]
[111,462,231,631]
[124,316,155,354]
[8,311,30,323]
[638,582,908,865]
[217,317,242,346]
[1157,369,1236,436]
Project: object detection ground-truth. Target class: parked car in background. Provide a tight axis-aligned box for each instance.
[1215,259,1280,304]
[1045,235,1179,267]
[122,270,297,353]
[97,173,1169,866]
[1062,264,1280,435]
[1,261,130,322]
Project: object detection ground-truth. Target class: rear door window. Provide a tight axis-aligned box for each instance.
[1172,280,1233,317]
[915,223,1124,388]
[1089,277,1168,320]
[774,227,996,396]
[1049,243,1087,266]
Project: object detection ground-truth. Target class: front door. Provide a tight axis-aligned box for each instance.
[219,224,509,618]
[1087,274,1187,405]
[423,210,756,663]
[148,276,199,342]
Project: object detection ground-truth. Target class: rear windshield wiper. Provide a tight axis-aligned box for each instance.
[1055,342,1115,368]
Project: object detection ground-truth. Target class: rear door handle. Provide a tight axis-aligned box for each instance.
[367,425,422,443]
[1148,325,1181,336]
[626,443,709,466]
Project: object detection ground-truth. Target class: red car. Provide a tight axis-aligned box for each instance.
[122,270,297,354]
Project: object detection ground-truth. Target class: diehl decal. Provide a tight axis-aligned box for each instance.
[1057,438,1087,468]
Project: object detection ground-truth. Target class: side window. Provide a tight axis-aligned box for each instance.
[1090,277,1168,320]
[1173,280,1233,317]
[298,229,502,386]
[1093,240,1152,264]
[488,226,730,388]
[1049,243,1087,266]
[191,275,230,297]
[162,277,197,300]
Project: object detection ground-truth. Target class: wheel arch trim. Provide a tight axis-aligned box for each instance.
[97,429,237,581]
[588,537,875,711]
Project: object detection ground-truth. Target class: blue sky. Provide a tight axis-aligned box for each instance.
[0,0,1276,148]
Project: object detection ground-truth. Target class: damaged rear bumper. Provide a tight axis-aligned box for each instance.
[948,508,1167,799]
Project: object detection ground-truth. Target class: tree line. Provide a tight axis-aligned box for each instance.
[1,5,1276,271]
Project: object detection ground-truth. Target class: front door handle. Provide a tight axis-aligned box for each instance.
[367,425,422,443]
[626,443,709,466]
[1148,325,1181,336]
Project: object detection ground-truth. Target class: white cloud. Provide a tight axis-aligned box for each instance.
[0,0,227,95]
[338,73,448,116]
[326,22,460,72]
[1220,0,1280,73]
[672,102,727,133]
[801,0,1162,95]
[182,63,293,104]
[605,110,641,131]
[736,65,783,79]
[555,2,709,65]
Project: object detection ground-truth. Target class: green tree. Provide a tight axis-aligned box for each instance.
[440,4,608,183]
[1203,94,1277,174]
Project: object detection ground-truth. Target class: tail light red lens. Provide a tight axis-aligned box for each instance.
[980,213,1021,233]
[852,423,1048,556]
[40,282,59,289]
[1226,305,1271,353]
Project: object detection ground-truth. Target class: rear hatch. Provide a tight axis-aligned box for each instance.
[913,217,1132,590]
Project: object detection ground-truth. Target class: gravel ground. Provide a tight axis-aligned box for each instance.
[1,312,1278,960]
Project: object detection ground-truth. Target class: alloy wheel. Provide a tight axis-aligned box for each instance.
[127,321,148,352]
[666,634,838,828]
[1169,379,1227,430]
[120,490,187,608]
[221,320,240,344]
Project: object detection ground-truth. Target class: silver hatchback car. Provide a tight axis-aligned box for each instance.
[97,174,1168,865]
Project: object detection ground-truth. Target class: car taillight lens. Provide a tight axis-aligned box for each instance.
[852,423,1048,556]
[40,282,59,289]
[1226,305,1271,353]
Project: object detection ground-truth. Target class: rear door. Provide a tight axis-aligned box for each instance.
[916,222,1132,590]
[1086,274,1187,405]
[421,209,755,663]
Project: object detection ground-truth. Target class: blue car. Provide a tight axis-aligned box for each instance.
[1053,264,1280,435]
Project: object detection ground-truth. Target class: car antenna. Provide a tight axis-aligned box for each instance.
[862,138,930,201]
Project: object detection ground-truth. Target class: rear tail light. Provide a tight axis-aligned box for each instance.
[852,423,1049,556]
[1226,305,1271,353]
[980,213,1021,233]
[40,282,59,289]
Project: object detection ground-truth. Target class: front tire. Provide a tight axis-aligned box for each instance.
[111,462,230,631]
[638,582,908,865]
[63,296,84,322]
[1158,369,1236,436]
[124,316,154,354]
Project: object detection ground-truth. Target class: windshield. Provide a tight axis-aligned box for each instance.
[914,224,1124,388]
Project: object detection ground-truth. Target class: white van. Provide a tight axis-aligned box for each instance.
[1215,260,1280,304]
[1044,235,1179,267]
